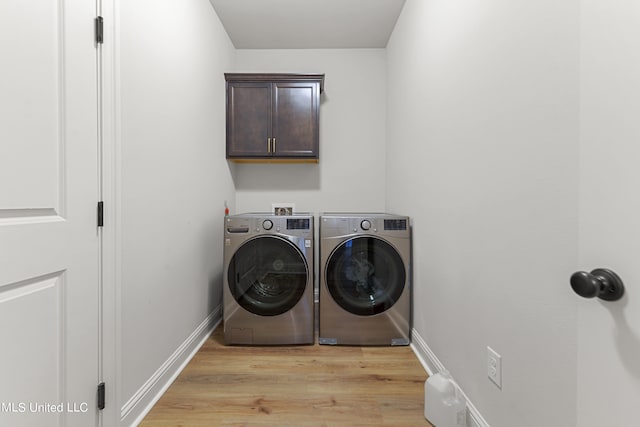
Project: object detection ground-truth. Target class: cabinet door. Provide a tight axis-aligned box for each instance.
[227,82,272,158]
[272,81,319,158]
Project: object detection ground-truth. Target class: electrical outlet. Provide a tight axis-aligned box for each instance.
[487,346,502,389]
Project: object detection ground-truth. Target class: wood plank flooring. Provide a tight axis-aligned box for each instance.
[140,323,432,426]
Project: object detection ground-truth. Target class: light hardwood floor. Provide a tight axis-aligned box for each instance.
[140,323,433,426]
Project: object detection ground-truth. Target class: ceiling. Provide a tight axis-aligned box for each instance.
[209,0,406,49]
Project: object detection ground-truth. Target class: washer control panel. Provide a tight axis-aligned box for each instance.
[286,218,310,230]
[225,214,313,237]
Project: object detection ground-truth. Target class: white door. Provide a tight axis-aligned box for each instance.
[577,1,640,425]
[0,1,101,426]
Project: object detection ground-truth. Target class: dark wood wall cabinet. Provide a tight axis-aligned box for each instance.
[225,73,324,162]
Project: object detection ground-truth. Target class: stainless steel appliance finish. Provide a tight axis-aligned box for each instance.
[319,214,411,346]
[223,213,314,345]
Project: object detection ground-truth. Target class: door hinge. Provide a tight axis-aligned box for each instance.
[97,201,104,227]
[97,382,105,410]
[95,16,104,44]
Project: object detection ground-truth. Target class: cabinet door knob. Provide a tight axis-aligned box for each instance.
[273,137,276,152]
[267,137,271,153]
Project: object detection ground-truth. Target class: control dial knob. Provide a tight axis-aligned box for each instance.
[262,219,273,230]
[360,220,371,231]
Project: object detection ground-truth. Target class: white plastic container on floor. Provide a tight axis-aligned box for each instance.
[424,370,466,427]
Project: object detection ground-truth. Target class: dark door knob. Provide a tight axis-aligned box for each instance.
[570,268,625,301]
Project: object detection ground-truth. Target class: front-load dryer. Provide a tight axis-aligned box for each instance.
[223,213,314,345]
[319,214,411,346]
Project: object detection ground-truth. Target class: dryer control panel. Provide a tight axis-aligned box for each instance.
[383,218,407,231]
[320,214,410,238]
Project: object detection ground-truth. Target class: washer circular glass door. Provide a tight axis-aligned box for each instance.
[326,236,406,316]
[228,235,308,316]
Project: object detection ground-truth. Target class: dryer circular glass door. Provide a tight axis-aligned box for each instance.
[228,235,308,316]
[326,236,406,316]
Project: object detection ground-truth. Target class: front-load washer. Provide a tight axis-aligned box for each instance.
[319,214,411,346]
[223,213,314,345]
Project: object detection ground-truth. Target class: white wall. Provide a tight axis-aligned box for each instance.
[386,1,579,426]
[117,0,235,422]
[233,49,387,215]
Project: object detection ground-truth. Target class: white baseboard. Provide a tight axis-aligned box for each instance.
[122,305,223,426]
[411,328,491,427]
